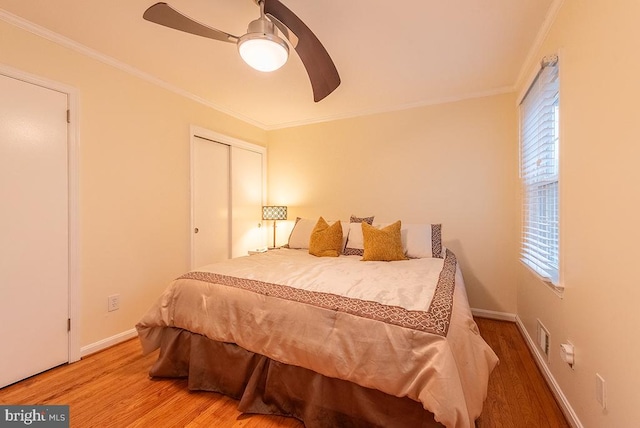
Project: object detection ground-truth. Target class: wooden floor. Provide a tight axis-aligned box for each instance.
[0,318,569,427]
[474,318,569,428]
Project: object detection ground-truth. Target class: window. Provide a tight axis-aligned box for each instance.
[519,56,559,285]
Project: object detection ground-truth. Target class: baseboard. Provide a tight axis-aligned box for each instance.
[80,328,138,358]
[515,316,583,428]
[471,308,517,322]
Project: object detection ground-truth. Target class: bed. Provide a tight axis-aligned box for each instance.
[136,218,498,428]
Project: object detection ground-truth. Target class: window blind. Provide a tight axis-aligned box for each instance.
[520,57,559,285]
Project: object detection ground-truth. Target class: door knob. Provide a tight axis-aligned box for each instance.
[194,228,199,233]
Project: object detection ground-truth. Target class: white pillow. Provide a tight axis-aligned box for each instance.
[343,215,375,256]
[339,221,350,250]
[343,222,376,255]
[402,223,443,258]
[288,218,350,250]
[287,218,317,249]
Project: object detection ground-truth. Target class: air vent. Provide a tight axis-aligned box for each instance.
[537,319,551,360]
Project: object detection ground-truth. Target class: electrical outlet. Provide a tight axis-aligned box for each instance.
[108,294,120,312]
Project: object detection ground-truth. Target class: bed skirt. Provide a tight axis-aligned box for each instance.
[148,327,444,428]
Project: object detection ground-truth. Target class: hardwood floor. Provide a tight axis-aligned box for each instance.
[474,318,569,428]
[0,318,569,427]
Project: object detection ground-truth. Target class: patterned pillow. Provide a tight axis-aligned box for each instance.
[309,217,343,257]
[361,221,408,261]
[343,215,375,256]
[350,215,374,224]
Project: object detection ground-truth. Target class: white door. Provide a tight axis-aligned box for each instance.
[0,74,69,388]
[230,146,263,258]
[192,131,265,267]
[192,137,230,268]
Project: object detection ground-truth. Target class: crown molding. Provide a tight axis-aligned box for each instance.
[0,8,268,130]
[1,6,544,132]
[266,85,515,130]
[514,0,565,91]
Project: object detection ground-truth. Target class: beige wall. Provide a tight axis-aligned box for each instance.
[8,2,639,425]
[0,20,267,347]
[515,0,640,426]
[267,94,519,313]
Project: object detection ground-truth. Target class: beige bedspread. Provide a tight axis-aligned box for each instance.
[136,249,498,428]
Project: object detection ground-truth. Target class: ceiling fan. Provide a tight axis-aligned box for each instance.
[143,1,341,102]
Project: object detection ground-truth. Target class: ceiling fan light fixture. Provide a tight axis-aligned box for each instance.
[238,32,289,72]
[142,0,340,100]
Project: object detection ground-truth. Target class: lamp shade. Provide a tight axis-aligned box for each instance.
[238,33,289,72]
[262,206,287,220]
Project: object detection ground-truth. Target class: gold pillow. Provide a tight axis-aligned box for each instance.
[309,217,343,257]
[362,221,408,261]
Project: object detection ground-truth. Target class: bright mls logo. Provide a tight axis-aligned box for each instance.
[0,406,69,427]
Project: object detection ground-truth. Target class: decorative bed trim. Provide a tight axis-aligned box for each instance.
[432,223,443,258]
[428,249,456,335]
[179,250,457,337]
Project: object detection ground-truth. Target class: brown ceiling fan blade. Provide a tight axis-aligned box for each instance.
[264,0,340,102]
[143,2,238,43]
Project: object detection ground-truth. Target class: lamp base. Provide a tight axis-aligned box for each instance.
[248,248,268,255]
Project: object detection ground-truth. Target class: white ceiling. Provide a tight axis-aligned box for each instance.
[0,0,555,129]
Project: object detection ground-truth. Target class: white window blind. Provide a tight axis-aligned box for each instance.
[520,56,559,285]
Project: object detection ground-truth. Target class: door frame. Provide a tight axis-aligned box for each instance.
[189,125,266,269]
[0,63,81,363]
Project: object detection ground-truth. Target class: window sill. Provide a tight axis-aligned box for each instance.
[520,260,564,299]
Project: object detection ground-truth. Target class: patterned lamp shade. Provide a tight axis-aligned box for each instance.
[262,206,287,221]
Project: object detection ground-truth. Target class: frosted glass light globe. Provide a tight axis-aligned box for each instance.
[238,34,289,72]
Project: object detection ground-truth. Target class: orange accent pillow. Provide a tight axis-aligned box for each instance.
[309,217,343,257]
[362,221,408,261]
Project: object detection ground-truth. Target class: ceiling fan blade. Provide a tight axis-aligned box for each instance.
[264,0,340,102]
[143,2,238,43]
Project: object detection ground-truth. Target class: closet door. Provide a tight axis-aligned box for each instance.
[191,130,265,268]
[192,137,230,268]
[0,74,69,387]
[231,146,264,258]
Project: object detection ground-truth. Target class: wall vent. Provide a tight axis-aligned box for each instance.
[536,319,551,360]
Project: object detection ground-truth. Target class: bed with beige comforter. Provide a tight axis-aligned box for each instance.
[136,248,497,428]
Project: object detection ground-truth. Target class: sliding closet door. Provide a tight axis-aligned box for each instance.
[192,137,230,268]
[0,74,69,387]
[191,128,265,267]
[231,146,264,258]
